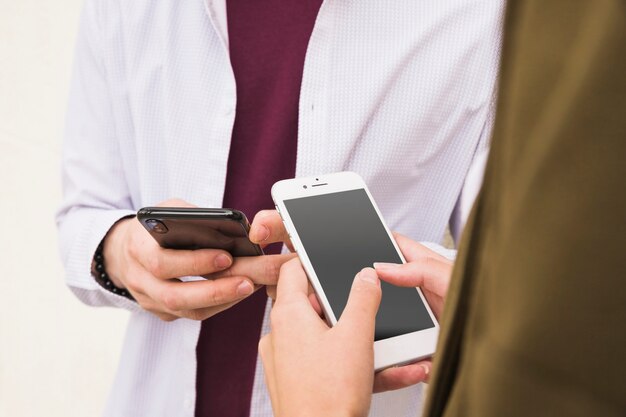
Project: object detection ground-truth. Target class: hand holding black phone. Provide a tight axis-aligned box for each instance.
[137,207,263,257]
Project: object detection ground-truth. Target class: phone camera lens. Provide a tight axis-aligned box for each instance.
[146,219,168,234]
[303,185,308,189]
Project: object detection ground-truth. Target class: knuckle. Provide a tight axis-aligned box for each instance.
[146,308,178,322]
[124,274,141,292]
[136,295,156,310]
[147,255,164,278]
[134,293,149,307]
[127,238,141,260]
[189,254,202,276]
[182,309,204,321]
[264,258,280,280]
[158,313,178,322]
[160,289,181,311]
[204,283,223,306]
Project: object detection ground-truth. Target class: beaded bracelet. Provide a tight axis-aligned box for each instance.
[94,241,135,301]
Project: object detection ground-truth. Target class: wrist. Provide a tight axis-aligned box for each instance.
[102,217,132,288]
[91,216,135,300]
[93,240,133,300]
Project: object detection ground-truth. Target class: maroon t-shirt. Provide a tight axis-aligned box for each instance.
[195,2,323,417]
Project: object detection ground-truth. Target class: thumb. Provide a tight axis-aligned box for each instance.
[337,268,382,340]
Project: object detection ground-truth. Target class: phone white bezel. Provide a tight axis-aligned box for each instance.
[271,171,439,371]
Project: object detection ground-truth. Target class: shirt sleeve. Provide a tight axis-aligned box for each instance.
[55,0,142,313]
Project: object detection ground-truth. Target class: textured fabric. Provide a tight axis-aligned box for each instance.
[424,1,626,416]
[56,1,504,416]
[195,1,321,416]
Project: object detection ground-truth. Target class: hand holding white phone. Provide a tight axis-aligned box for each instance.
[271,171,439,370]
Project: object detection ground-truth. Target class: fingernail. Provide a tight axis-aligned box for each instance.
[373,262,401,270]
[215,254,232,269]
[237,280,254,296]
[253,225,270,242]
[358,268,379,285]
[420,365,429,376]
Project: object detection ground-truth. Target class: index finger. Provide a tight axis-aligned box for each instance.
[375,259,450,296]
[205,253,297,285]
[393,232,450,263]
[136,243,234,280]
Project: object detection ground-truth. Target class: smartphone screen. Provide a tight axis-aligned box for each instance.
[284,189,435,341]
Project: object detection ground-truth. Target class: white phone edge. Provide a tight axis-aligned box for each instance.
[271,171,439,371]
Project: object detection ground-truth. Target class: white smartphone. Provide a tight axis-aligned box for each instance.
[272,171,439,370]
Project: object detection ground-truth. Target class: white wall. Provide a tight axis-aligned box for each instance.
[0,2,128,416]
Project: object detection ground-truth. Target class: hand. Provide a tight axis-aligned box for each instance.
[376,233,452,320]
[371,233,453,389]
[253,211,450,392]
[102,199,293,321]
[260,259,380,417]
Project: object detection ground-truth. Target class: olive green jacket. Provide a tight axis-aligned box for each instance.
[424,1,626,416]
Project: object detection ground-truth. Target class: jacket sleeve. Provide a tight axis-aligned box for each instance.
[55,0,142,313]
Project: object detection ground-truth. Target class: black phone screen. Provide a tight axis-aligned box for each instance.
[284,189,435,341]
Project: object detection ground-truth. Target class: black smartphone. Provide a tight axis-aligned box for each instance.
[136,207,263,257]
